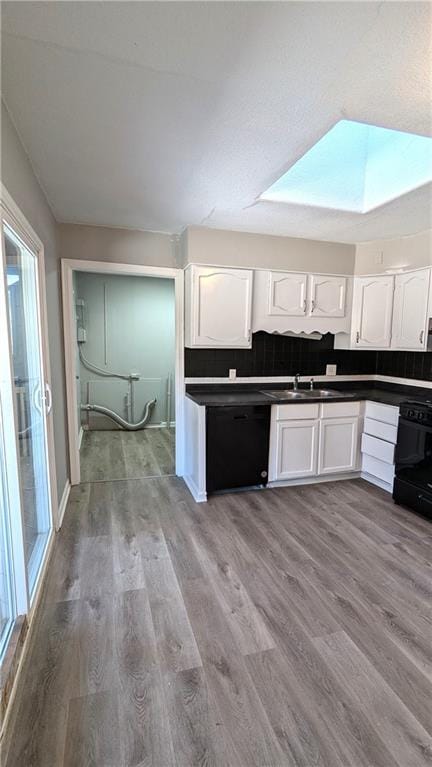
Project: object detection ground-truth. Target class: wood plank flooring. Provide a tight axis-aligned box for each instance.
[80,427,175,482]
[2,477,432,766]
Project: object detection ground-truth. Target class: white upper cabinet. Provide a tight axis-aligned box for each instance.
[353,276,394,348]
[252,270,351,335]
[185,265,253,348]
[267,272,307,316]
[309,275,346,317]
[391,269,431,350]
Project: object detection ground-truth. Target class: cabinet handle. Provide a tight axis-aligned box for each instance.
[356,331,360,343]
[419,330,424,344]
[303,298,307,312]
[311,299,315,313]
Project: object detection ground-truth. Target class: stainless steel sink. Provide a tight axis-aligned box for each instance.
[262,388,355,400]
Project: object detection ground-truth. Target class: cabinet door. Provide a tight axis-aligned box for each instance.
[191,266,253,348]
[267,272,307,316]
[274,419,318,479]
[391,269,430,350]
[309,275,346,317]
[354,276,394,348]
[318,418,359,474]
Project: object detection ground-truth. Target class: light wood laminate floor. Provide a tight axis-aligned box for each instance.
[80,427,175,482]
[2,477,432,766]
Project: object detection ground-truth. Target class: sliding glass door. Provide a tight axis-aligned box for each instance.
[0,190,56,662]
[3,225,52,592]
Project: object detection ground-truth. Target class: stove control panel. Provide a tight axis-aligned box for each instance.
[400,401,432,426]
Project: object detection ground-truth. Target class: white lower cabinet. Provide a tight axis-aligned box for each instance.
[360,401,399,492]
[318,417,359,474]
[269,400,361,482]
[272,419,319,480]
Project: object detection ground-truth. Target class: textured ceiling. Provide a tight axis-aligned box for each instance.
[1,1,432,243]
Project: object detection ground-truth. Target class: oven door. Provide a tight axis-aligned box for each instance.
[394,417,432,494]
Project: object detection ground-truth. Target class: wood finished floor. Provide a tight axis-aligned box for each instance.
[2,477,432,766]
[80,428,175,482]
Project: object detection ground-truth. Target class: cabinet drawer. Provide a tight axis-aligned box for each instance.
[275,403,320,420]
[364,417,397,444]
[361,433,395,464]
[364,401,399,426]
[321,401,360,418]
[362,454,395,485]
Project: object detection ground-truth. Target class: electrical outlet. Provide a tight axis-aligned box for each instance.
[229,368,237,380]
[326,364,337,376]
[375,250,384,265]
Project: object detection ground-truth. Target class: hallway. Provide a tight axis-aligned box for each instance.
[2,476,432,766]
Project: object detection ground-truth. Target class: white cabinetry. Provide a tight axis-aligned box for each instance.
[267,272,307,316]
[391,269,431,350]
[309,275,346,317]
[269,400,361,483]
[360,401,398,493]
[253,270,350,335]
[272,419,319,479]
[353,276,394,348]
[185,265,253,348]
[318,417,359,474]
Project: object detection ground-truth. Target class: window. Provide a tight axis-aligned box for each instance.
[260,120,432,213]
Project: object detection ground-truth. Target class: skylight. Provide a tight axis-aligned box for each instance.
[260,120,432,213]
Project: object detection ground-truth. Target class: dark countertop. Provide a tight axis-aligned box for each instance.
[186,380,432,408]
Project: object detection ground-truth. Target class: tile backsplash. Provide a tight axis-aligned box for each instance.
[185,332,432,381]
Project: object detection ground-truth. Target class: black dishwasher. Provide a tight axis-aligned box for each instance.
[206,405,270,493]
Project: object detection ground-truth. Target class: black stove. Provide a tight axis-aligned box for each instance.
[393,400,432,519]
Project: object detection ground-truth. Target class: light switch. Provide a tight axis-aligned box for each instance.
[229,368,237,380]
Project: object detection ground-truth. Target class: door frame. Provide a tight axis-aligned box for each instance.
[0,184,58,603]
[61,258,184,485]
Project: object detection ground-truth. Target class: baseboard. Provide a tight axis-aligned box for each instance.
[267,471,361,489]
[361,471,393,493]
[78,426,84,449]
[183,474,207,502]
[57,480,71,529]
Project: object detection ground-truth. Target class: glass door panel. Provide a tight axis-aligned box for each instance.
[3,225,52,595]
[0,398,16,658]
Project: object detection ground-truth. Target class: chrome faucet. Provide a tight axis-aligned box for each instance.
[293,373,300,391]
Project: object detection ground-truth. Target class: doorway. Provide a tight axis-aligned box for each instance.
[0,186,57,663]
[62,260,184,486]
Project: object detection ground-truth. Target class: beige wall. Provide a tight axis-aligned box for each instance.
[59,223,176,268]
[182,225,356,274]
[355,230,432,274]
[1,101,68,498]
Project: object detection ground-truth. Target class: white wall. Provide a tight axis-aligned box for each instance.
[1,101,68,498]
[181,225,356,274]
[76,272,175,427]
[355,230,432,274]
